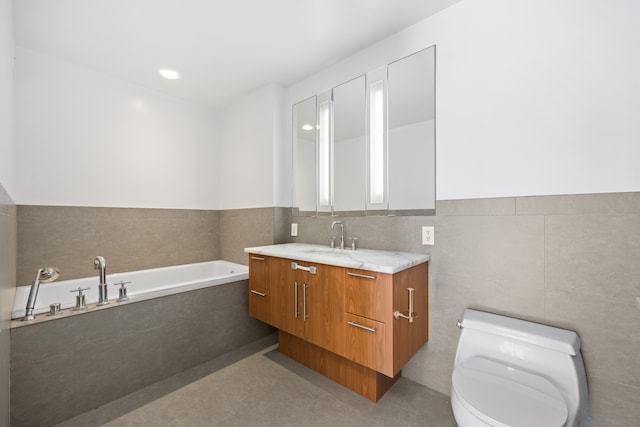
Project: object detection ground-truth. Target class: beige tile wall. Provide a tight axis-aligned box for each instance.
[219,207,290,265]
[0,183,16,427]
[13,195,640,425]
[17,206,221,285]
[285,192,640,426]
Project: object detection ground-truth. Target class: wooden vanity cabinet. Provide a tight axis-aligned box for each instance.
[247,252,428,402]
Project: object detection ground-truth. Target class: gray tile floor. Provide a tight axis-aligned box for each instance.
[57,335,456,427]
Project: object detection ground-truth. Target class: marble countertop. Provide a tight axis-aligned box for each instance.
[244,243,429,274]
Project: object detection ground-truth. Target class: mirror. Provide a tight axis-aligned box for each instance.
[292,46,435,217]
[293,96,317,215]
[333,76,366,214]
[388,47,435,214]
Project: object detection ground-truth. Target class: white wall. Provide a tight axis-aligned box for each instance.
[219,84,284,209]
[13,47,221,209]
[0,0,13,195]
[284,0,640,201]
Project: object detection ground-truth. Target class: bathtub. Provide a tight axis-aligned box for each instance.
[12,260,248,320]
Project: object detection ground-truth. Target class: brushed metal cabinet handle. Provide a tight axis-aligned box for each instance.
[347,321,376,333]
[347,272,376,280]
[250,290,267,297]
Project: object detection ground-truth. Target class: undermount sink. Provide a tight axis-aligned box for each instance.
[302,248,351,256]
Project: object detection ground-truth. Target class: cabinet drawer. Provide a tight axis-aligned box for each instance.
[344,269,389,322]
[248,287,270,324]
[344,313,386,373]
[248,255,270,290]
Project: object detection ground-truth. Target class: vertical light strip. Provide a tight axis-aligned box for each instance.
[369,80,384,204]
[318,100,331,207]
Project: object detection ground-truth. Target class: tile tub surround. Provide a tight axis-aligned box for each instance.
[0,183,17,427]
[10,279,275,427]
[17,205,221,285]
[17,205,290,286]
[285,191,640,426]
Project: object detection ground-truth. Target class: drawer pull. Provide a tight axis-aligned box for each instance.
[250,290,267,297]
[347,272,376,280]
[347,321,376,333]
[250,256,265,261]
[291,262,317,275]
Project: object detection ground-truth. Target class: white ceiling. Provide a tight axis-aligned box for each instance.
[12,0,461,109]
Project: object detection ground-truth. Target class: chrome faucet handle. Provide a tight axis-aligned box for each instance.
[70,287,90,311]
[330,237,336,248]
[113,281,131,303]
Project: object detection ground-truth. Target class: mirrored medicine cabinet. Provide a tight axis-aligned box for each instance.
[292,46,435,217]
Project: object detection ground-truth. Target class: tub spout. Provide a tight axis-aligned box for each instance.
[94,256,109,305]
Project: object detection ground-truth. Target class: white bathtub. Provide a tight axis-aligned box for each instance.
[12,260,248,320]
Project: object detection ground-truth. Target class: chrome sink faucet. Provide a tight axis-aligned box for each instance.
[94,256,109,305]
[331,221,344,249]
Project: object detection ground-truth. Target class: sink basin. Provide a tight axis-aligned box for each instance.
[302,248,350,256]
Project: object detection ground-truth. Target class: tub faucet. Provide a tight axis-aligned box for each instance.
[331,221,344,249]
[94,256,109,305]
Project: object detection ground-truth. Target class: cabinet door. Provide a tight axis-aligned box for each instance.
[270,258,306,337]
[345,313,386,374]
[305,265,345,356]
[248,255,270,324]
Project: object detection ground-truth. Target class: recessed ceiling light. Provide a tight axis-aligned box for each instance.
[302,124,314,131]
[159,69,181,80]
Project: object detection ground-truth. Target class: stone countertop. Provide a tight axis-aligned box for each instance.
[244,243,429,274]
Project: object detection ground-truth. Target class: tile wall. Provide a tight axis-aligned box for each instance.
[17,206,221,285]
[0,183,16,427]
[12,195,640,426]
[285,192,640,427]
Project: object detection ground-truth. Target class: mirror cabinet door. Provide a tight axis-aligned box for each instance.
[333,76,366,215]
[387,47,436,213]
[292,46,436,217]
[293,96,317,215]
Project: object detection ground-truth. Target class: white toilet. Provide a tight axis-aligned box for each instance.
[451,309,591,427]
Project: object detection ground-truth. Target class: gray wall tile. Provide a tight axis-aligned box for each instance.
[17,206,220,284]
[516,191,640,215]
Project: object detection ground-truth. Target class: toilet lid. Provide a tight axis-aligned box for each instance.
[452,358,568,427]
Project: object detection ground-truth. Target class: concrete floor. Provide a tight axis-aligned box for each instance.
[57,335,456,427]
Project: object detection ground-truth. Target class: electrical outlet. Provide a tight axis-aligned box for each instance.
[291,223,298,237]
[422,226,434,245]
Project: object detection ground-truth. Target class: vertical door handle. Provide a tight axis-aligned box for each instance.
[303,284,308,320]
[294,282,299,318]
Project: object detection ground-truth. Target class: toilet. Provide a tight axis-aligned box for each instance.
[451,309,591,427]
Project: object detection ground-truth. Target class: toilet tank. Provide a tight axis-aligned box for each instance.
[454,309,590,427]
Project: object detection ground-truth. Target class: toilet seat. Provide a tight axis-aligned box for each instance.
[452,357,568,427]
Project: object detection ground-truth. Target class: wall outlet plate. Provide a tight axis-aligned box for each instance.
[291,223,298,237]
[422,226,434,245]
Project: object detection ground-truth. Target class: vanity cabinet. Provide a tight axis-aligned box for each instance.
[246,247,429,402]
